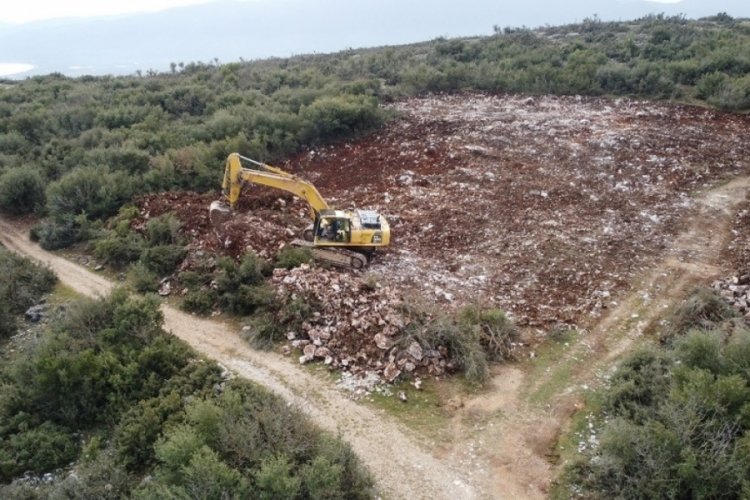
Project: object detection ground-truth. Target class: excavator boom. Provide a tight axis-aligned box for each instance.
[221,153,329,218]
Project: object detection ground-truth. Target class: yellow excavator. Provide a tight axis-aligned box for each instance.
[209,153,390,269]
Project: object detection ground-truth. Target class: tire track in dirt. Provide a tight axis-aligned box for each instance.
[0,218,485,500]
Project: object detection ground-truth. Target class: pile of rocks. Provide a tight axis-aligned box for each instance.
[711,274,750,321]
[271,265,451,384]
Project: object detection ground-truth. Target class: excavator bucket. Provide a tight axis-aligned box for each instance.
[209,200,232,230]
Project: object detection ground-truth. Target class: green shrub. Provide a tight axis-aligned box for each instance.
[220,284,275,316]
[300,95,383,143]
[94,233,145,269]
[674,329,726,373]
[3,421,78,480]
[241,311,284,350]
[709,74,750,111]
[0,302,17,338]
[274,246,312,269]
[42,451,134,499]
[0,167,45,215]
[238,251,270,284]
[46,165,134,219]
[146,213,182,246]
[458,305,518,362]
[401,303,517,383]
[129,262,159,293]
[426,317,488,383]
[31,215,80,250]
[181,289,217,316]
[255,455,300,500]
[179,270,210,291]
[140,244,186,276]
[604,348,673,423]
[154,425,205,483]
[0,247,57,316]
[300,456,344,499]
[662,287,736,343]
[696,71,728,99]
[115,392,183,471]
[181,446,249,498]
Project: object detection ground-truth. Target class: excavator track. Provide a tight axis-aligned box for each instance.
[291,239,368,270]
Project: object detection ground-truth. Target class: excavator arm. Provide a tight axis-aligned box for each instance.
[221,153,328,220]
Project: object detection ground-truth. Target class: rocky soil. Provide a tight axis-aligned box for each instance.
[131,94,750,382]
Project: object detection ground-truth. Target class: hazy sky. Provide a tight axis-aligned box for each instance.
[1,0,214,24]
[2,0,683,24]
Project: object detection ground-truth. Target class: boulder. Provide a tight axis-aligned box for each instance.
[24,304,47,323]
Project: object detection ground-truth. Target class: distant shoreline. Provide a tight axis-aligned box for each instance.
[0,63,34,77]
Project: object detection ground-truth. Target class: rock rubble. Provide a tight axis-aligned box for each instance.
[272,265,451,384]
[712,274,750,321]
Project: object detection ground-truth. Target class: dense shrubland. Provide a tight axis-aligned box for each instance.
[557,288,750,499]
[0,283,373,497]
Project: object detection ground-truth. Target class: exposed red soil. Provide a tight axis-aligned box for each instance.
[134,94,750,330]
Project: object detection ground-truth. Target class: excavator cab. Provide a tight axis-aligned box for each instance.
[314,211,351,244]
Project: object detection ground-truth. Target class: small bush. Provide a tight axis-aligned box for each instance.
[4,421,78,479]
[458,305,517,362]
[662,287,736,343]
[241,311,284,350]
[46,165,134,219]
[238,251,270,284]
[140,244,186,276]
[0,302,17,338]
[696,71,727,100]
[300,95,383,143]
[0,167,45,215]
[146,213,182,246]
[115,392,183,471]
[255,455,300,500]
[300,456,344,499]
[275,246,312,269]
[129,262,159,293]
[0,248,57,315]
[94,233,145,269]
[181,289,217,316]
[604,348,673,423]
[426,317,488,383]
[179,270,210,291]
[31,216,80,250]
[401,303,517,384]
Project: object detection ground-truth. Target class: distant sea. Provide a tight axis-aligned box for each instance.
[0,63,33,77]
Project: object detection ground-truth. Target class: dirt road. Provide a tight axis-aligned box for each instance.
[0,217,495,499]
